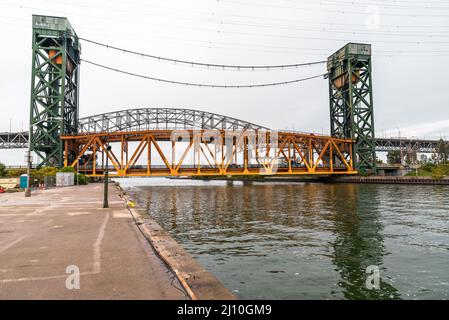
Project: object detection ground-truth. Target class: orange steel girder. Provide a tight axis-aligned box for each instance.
[61,129,357,177]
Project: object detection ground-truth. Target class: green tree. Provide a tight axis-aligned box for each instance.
[437,139,448,164]
[405,151,417,165]
[387,150,402,165]
[419,154,428,164]
[0,162,6,177]
[431,153,438,164]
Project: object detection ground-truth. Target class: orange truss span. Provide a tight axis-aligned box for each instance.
[61,129,357,177]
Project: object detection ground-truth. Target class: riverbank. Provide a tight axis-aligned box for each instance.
[0,183,234,299]
[328,176,449,185]
[117,184,235,300]
[188,175,449,185]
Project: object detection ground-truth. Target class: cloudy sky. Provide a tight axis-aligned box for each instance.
[0,0,448,164]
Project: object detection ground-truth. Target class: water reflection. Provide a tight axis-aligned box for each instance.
[329,184,400,299]
[122,178,449,299]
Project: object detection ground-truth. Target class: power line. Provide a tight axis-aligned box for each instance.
[222,0,449,18]
[79,37,326,70]
[2,15,448,57]
[3,17,447,58]
[80,28,449,58]
[205,19,449,38]
[5,2,449,41]
[4,3,449,57]
[4,1,449,31]
[245,0,449,10]
[81,59,327,88]
[3,15,447,59]
[79,23,449,47]
[70,11,449,46]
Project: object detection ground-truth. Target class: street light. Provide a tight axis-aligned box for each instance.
[25,117,63,197]
[103,145,112,208]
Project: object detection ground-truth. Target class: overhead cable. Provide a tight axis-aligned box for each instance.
[79,37,326,70]
[81,59,326,88]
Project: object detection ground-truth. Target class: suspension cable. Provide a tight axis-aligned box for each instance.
[81,59,326,88]
[79,37,326,71]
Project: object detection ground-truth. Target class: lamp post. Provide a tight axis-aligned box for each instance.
[24,145,32,197]
[103,145,111,208]
[25,118,35,197]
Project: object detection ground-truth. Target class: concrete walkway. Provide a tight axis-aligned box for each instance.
[0,184,186,299]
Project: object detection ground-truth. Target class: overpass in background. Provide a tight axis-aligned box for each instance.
[375,137,442,154]
[0,132,28,149]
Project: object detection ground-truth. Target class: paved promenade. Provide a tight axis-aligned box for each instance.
[0,184,186,299]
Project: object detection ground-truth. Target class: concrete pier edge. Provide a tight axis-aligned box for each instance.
[114,183,236,300]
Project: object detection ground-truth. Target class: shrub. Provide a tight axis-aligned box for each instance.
[358,168,370,176]
[0,162,6,177]
[27,167,58,184]
[420,162,435,173]
[431,165,449,180]
[6,168,27,177]
[75,173,88,185]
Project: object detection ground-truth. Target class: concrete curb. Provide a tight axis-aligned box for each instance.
[115,183,236,300]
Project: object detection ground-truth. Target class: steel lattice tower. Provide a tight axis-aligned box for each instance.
[327,43,376,172]
[30,15,81,167]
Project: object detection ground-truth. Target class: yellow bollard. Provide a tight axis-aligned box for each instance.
[127,201,136,208]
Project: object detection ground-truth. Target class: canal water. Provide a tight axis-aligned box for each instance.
[118,178,449,300]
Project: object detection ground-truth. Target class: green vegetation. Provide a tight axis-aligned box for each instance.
[31,167,58,183]
[0,162,6,177]
[75,173,89,185]
[406,163,449,179]
[405,152,417,165]
[437,139,448,164]
[6,168,27,177]
[375,157,384,165]
[0,165,89,185]
[431,165,449,180]
[387,150,402,165]
[421,163,435,172]
[357,168,370,177]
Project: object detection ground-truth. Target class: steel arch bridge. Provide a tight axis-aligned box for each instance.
[77,108,270,134]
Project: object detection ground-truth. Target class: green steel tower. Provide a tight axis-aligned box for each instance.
[327,43,376,172]
[29,15,81,168]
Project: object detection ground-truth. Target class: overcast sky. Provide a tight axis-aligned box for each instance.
[1,0,448,164]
